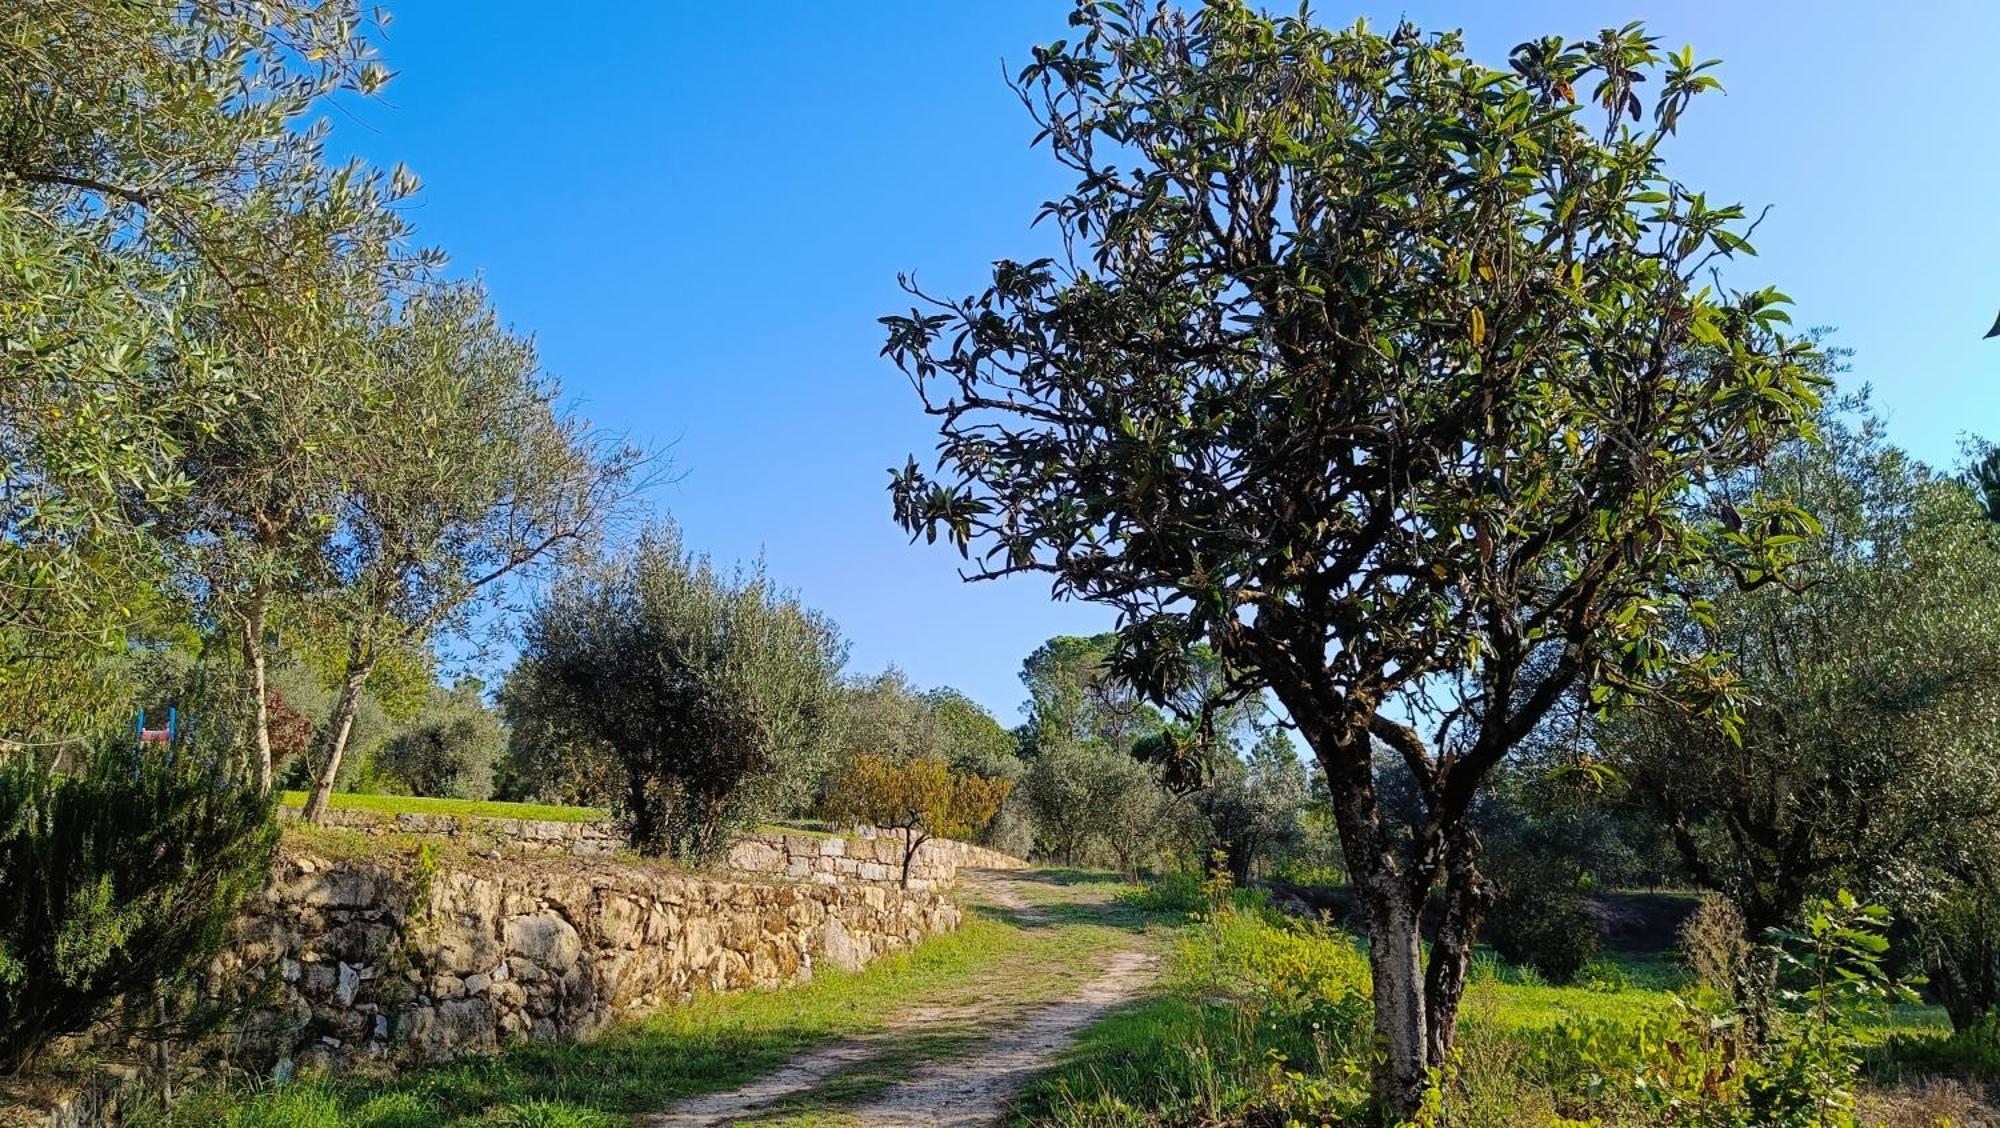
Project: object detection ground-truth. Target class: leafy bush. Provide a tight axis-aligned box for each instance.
[373,682,505,801]
[821,754,1010,886]
[1117,870,1207,917]
[1176,894,1372,1054]
[503,528,845,860]
[1018,892,1374,1126]
[1546,893,1915,1128]
[1580,958,1635,995]
[1485,859,1600,985]
[978,789,1037,859]
[0,741,278,1071]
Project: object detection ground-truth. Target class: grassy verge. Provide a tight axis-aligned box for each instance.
[1012,881,1966,1128]
[277,794,854,844]
[1012,887,1376,1127]
[278,791,606,824]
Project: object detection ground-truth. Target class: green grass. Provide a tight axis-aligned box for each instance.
[1015,880,1975,1127]
[277,794,856,843]
[1013,890,1376,1126]
[278,791,607,823]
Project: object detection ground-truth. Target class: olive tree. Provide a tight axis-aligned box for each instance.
[375,680,507,801]
[505,528,847,860]
[834,668,950,765]
[0,0,414,750]
[1606,408,2000,1025]
[1196,727,1310,884]
[299,284,642,824]
[882,6,1820,1109]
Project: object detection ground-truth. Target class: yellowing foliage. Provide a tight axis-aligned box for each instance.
[825,754,1011,886]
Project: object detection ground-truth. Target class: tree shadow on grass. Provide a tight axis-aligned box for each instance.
[1003,866,1121,888]
[965,871,1162,935]
[743,1023,998,1117]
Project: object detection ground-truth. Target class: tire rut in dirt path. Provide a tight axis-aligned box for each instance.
[836,947,1156,1127]
[641,870,1158,1128]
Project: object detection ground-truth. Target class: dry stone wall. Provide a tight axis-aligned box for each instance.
[202,842,960,1077]
[724,830,1027,891]
[281,807,1027,890]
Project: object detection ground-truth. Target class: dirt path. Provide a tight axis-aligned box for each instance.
[642,869,1158,1128]
[835,948,1155,1126]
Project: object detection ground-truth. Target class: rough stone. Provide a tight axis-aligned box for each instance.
[121,842,965,1081]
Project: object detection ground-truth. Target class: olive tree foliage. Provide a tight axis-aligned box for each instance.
[924,688,1025,779]
[1011,633,1197,871]
[495,705,619,811]
[1196,726,1309,884]
[505,528,847,861]
[834,668,949,765]
[1,0,423,754]
[829,675,1024,777]
[826,673,1029,850]
[373,680,506,801]
[1605,409,2000,1012]
[299,284,644,824]
[882,5,1821,1108]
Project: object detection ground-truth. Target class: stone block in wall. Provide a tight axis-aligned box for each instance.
[727,838,784,873]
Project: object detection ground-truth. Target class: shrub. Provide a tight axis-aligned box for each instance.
[0,740,278,1071]
[1175,896,1372,1045]
[1682,893,1753,1006]
[1549,893,1914,1128]
[1118,870,1207,917]
[503,527,845,860]
[978,789,1037,859]
[1018,892,1374,1126]
[1484,859,1600,985]
[1580,959,1635,995]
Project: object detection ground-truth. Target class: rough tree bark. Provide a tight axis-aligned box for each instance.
[1287,701,1502,1114]
[237,586,273,793]
[301,620,375,825]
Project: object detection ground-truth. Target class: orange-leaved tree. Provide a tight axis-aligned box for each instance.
[826,755,1011,887]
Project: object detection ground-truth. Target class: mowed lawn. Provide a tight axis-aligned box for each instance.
[275,792,849,841]
[277,790,606,824]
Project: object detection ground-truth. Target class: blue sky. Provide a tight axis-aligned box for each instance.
[334,2,1998,724]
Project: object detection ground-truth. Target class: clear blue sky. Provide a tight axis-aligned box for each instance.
[332,2,1997,724]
